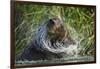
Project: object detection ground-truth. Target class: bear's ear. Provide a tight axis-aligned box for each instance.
[47,19,55,27]
[49,19,55,25]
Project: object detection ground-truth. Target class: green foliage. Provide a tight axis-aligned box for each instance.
[15,3,96,56]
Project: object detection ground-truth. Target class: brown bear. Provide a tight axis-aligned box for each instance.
[16,17,76,61]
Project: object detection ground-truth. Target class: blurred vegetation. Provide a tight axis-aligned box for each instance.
[14,3,96,56]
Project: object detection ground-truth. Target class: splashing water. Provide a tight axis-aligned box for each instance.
[35,24,80,57]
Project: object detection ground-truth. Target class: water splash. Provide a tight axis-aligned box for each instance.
[35,24,80,57]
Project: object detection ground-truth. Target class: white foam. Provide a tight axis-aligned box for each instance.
[35,24,79,56]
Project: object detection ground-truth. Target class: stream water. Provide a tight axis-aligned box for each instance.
[16,55,94,65]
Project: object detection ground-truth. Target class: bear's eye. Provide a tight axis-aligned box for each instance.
[57,25,64,32]
[60,24,64,28]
